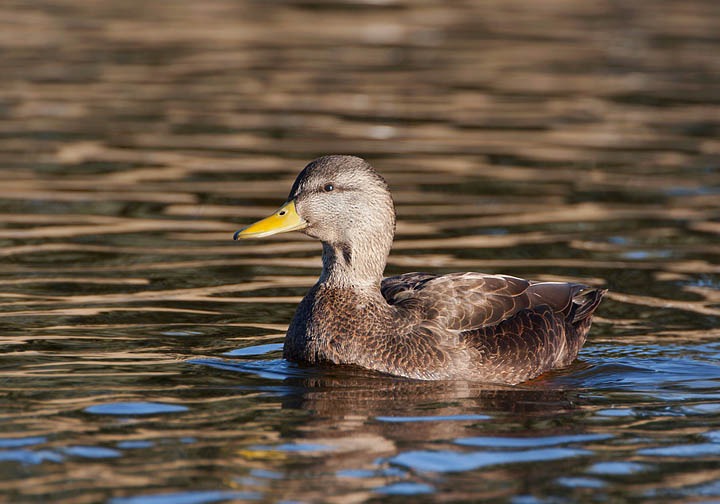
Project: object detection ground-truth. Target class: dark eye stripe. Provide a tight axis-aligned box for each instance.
[298,185,354,198]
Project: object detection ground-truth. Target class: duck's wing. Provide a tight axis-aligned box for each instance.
[381,272,439,302]
[383,272,588,331]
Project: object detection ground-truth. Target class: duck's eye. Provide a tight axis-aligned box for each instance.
[324,184,334,192]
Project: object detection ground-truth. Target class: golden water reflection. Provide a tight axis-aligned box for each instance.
[1,0,719,502]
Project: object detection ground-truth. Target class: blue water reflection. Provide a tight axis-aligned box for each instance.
[638,444,720,457]
[456,433,611,448]
[376,414,490,422]
[373,482,434,495]
[586,461,649,475]
[0,436,46,448]
[388,448,592,472]
[86,402,189,415]
[224,344,284,357]
[117,441,155,449]
[109,491,261,504]
[250,443,333,453]
[63,446,122,458]
[556,476,606,488]
[0,450,63,464]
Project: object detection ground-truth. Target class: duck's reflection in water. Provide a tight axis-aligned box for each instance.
[271,371,582,500]
[194,358,592,501]
[284,370,570,414]
[278,367,579,443]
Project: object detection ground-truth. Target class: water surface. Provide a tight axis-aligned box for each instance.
[1,0,720,502]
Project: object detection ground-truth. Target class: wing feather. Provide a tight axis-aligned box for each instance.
[382,271,589,332]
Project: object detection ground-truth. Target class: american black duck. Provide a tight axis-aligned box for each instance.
[234,155,606,384]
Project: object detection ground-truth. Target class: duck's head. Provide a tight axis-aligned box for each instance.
[234,155,396,286]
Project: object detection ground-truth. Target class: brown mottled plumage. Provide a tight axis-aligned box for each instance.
[235,155,606,385]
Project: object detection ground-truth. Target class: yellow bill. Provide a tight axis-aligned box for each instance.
[233,199,308,239]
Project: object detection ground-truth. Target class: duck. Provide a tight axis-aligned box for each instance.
[234,155,606,385]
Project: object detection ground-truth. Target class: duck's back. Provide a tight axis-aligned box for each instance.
[381,272,606,384]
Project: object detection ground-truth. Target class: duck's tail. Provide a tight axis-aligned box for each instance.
[570,288,607,325]
[552,287,607,368]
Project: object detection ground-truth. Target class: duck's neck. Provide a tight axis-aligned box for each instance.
[319,235,392,290]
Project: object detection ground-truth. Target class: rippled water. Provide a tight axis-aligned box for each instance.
[2,0,720,502]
